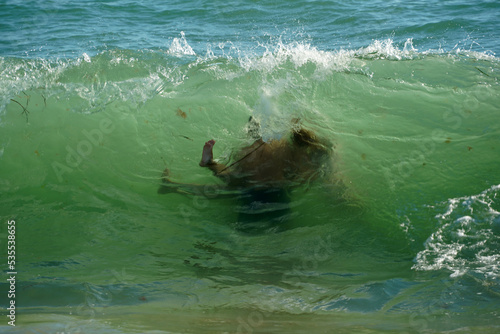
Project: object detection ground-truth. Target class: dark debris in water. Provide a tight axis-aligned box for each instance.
[10,95,30,122]
[176,107,187,119]
[179,135,193,141]
[475,66,490,77]
[9,91,47,123]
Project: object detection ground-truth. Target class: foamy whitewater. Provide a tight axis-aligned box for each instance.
[1,1,499,333]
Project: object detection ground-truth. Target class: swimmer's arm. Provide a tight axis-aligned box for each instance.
[158,167,235,196]
[157,168,202,195]
[158,167,226,196]
[158,179,204,195]
[201,161,229,176]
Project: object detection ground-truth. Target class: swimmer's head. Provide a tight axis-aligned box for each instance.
[246,116,262,140]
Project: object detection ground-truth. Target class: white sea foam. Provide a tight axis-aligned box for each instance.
[168,31,196,56]
[234,40,355,75]
[1,36,497,124]
[413,184,500,279]
[253,87,292,142]
[356,38,419,60]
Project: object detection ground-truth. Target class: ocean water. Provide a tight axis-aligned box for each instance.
[1,0,499,333]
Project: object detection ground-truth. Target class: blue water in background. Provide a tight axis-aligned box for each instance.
[1,1,499,333]
[1,0,499,58]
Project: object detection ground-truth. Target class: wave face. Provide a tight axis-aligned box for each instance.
[1,1,500,333]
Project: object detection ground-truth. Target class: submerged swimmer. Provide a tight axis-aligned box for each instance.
[158,118,333,231]
[159,118,330,192]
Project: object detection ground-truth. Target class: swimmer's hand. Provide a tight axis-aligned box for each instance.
[157,168,196,195]
[158,166,223,196]
[199,139,216,167]
[158,168,174,194]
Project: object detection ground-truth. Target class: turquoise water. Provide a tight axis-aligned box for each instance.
[1,1,500,333]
